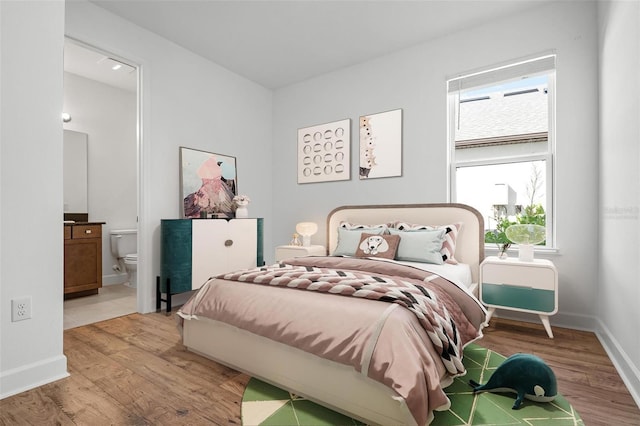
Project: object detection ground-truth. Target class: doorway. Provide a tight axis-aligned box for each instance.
[62,38,140,329]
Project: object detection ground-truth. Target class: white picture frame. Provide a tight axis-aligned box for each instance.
[297,119,351,184]
[359,109,402,179]
[180,147,237,218]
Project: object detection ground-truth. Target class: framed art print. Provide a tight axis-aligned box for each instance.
[298,119,351,184]
[180,147,237,218]
[359,109,402,179]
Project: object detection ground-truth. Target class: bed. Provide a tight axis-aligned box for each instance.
[177,203,486,425]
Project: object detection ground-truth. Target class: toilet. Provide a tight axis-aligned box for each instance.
[110,229,138,288]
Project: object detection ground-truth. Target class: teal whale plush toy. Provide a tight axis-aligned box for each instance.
[469,353,558,409]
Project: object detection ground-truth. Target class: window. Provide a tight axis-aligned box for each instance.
[447,54,556,248]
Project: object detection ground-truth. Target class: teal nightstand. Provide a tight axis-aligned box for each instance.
[480,256,558,338]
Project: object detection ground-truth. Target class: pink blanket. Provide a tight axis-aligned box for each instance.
[179,256,486,425]
[220,262,467,375]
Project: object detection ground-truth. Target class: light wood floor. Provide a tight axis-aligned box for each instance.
[1,313,638,425]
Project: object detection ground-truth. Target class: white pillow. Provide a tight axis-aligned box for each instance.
[388,228,446,264]
[392,221,463,264]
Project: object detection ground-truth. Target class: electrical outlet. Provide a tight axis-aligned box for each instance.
[11,297,32,322]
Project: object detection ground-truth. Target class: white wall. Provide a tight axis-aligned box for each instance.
[0,0,69,398]
[597,0,640,405]
[63,71,138,284]
[273,1,600,323]
[65,0,274,313]
[1,0,273,397]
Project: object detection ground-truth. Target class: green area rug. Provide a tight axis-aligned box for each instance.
[241,343,583,425]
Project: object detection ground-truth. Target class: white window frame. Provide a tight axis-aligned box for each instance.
[447,54,557,250]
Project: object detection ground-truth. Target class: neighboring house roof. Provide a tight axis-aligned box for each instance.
[455,88,548,146]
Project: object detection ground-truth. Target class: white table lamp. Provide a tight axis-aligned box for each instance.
[505,224,546,261]
[295,222,318,247]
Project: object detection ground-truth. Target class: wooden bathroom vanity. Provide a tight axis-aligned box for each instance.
[64,221,105,298]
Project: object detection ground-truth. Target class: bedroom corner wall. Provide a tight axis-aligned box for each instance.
[272,1,599,324]
[597,0,640,407]
[0,0,69,398]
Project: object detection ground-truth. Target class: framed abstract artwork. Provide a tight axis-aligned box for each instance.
[180,147,237,218]
[359,109,403,179]
[298,118,351,184]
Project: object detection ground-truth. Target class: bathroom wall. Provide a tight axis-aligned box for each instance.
[63,71,137,285]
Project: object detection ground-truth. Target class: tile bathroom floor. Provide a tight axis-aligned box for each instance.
[64,283,137,330]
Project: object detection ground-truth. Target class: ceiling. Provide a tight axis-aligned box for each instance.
[71,0,551,90]
[64,40,138,92]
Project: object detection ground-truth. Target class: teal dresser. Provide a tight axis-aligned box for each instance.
[158,218,264,313]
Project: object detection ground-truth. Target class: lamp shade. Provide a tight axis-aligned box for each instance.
[295,222,318,246]
[505,224,545,261]
[505,224,546,245]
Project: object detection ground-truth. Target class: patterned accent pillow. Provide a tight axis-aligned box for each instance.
[339,221,389,231]
[355,233,401,259]
[391,221,463,264]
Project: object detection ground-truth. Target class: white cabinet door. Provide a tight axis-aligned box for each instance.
[192,219,257,290]
[225,219,258,272]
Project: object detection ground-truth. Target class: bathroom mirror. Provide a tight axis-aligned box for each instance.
[63,130,88,214]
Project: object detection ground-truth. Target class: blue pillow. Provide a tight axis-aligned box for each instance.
[333,227,386,256]
[388,228,446,264]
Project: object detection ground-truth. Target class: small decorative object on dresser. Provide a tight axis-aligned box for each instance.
[480,256,558,338]
[233,194,250,218]
[289,233,301,246]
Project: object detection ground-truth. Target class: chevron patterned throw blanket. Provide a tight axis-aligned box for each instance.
[219,263,466,375]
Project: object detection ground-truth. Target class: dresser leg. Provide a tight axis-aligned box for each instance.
[155,276,172,316]
[156,276,161,311]
[539,314,554,338]
[166,278,171,316]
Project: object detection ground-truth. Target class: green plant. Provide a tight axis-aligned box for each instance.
[519,204,546,227]
[485,216,515,256]
[485,203,547,251]
[486,164,547,252]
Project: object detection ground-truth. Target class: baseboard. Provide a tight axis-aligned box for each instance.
[494,310,640,409]
[0,355,69,399]
[102,272,128,286]
[492,309,597,331]
[594,318,640,409]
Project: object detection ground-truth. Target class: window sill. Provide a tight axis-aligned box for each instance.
[484,244,560,257]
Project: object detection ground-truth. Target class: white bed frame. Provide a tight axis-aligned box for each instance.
[182,203,484,426]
